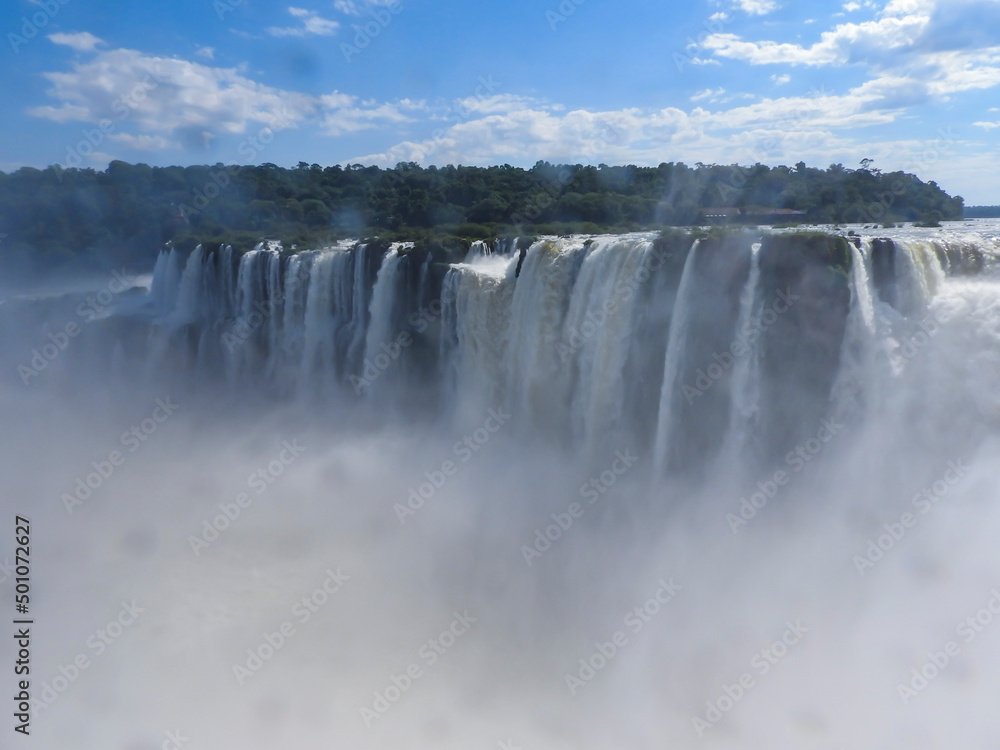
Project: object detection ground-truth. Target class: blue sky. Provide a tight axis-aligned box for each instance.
[2,0,999,202]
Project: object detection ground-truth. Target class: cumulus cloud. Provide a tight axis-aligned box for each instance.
[321,95,421,136]
[334,0,399,14]
[30,47,316,135]
[700,0,1000,114]
[771,73,791,84]
[732,0,780,14]
[47,32,104,52]
[267,7,340,37]
[347,77,930,170]
[702,6,931,67]
[691,88,727,102]
[107,133,181,151]
[704,0,1000,72]
[29,41,417,155]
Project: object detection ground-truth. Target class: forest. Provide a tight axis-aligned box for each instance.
[0,159,965,275]
[965,205,1000,218]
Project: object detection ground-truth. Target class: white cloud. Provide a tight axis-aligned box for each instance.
[47,32,103,52]
[334,0,398,14]
[447,94,543,117]
[703,8,931,67]
[30,48,316,137]
[973,121,1000,129]
[771,73,791,84]
[347,80,935,170]
[107,133,180,151]
[30,42,421,157]
[267,7,340,37]
[320,95,420,136]
[703,0,938,66]
[700,0,1000,111]
[194,46,215,60]
[691,88,726,102]
[732,0,780,14]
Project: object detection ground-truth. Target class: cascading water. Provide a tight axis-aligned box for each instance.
[719,240,763,463]
[653,239,701,474]
[828,240,885,422]
[137,229,1000,467]
[10,222,1000,750]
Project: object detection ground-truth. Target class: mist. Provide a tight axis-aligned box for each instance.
[3,224,1000,750]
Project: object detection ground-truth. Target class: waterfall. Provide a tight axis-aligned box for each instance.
[441,254,517,417]
[503,238,588,438]
[14,221,1000,750]
[894,239,947,314]
[300,248,349,393]
[720,241,763,461]
[166,244,207,325]
[362,246,404,394]
[564,237,656,451]
[149,246,183,316]
[828,240,886,422]
[129,228,1000,472]
[653,240,701,473]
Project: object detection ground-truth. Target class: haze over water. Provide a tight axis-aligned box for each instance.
[3,221,1000,748]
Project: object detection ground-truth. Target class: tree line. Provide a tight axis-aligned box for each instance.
[964,206,1000,218]
[0,159,964,275]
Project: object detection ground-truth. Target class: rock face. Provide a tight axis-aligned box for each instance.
[656,233,753,477]
[755,233,852,463]
[870,238,897,309]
